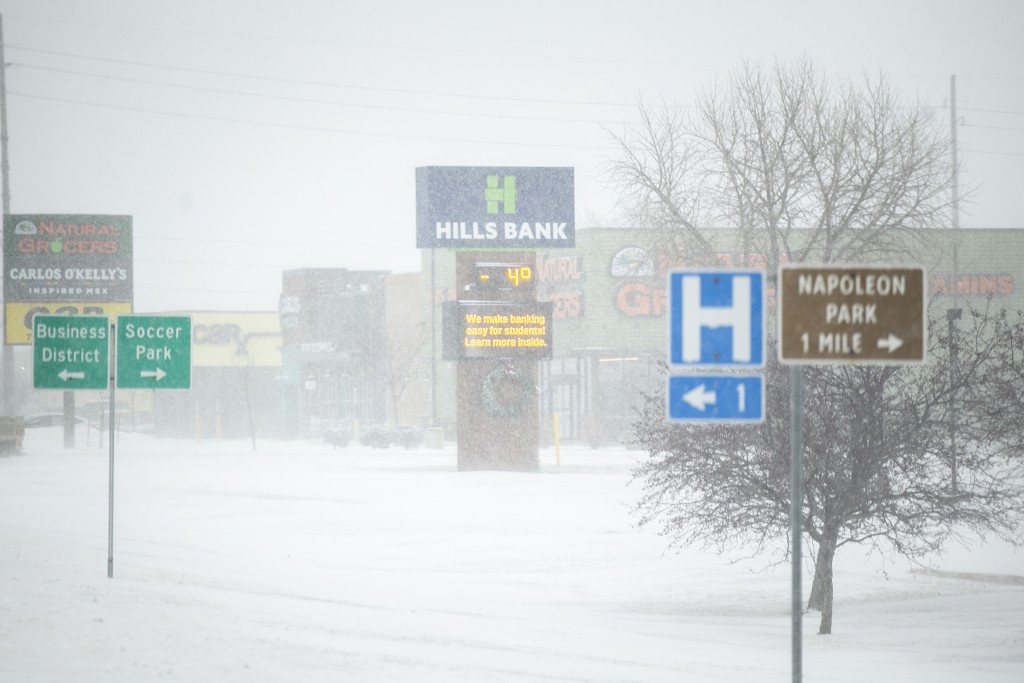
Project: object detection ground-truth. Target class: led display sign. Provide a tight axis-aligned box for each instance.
[442,300,553,360]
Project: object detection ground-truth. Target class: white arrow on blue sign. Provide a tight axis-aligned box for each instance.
[668,270,765,368]
[667,375,765,422]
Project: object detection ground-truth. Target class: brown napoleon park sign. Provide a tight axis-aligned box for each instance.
[778,265,926,364]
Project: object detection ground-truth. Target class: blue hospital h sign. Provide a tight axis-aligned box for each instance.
[669,270,765,368]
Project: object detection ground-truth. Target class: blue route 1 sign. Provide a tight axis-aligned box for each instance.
[668,270,765,368]
[667,375,764,422]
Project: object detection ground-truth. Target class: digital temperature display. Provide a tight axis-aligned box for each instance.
[478,265,531,288]
[470,262,536,297]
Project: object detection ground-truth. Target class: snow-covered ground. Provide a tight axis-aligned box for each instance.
[2,428,1022,682]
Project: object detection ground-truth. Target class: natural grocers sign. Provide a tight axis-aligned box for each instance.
[3,214,133,302]
[415,166,575,249]
[4,214,133,345]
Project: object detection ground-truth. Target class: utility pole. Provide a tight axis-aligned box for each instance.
[948,75,961,492]
[0,13,13,415]
[950,75,960,233]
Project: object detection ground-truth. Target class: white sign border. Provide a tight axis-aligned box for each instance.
[777,263,928,366]
[666,268,767,370]
[665,373,766,424]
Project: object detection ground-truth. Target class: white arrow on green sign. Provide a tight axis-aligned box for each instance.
[33,315,110,390]
[116,315,192,389]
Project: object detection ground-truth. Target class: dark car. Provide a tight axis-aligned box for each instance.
[359,424,423,449]
[323,426,352,449]
[24,414,87,429]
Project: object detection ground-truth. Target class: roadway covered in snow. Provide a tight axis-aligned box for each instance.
[2,429,1021,682]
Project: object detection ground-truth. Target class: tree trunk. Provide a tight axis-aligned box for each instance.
[807,530,837,635]
[242,370,257,452]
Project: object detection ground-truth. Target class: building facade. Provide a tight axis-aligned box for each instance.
[278,268,390,437]
[151,311,284,439]
[422,228,1024,446]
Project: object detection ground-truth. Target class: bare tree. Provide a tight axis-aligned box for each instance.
[633,304,1024,634]
[605,59,953,268]
[234,361,259,453]
[385,317,427,427]
[384,273,429,428]
[610,60,1024,634]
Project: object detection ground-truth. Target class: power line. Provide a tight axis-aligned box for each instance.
[10,62,637,126]
[964,148,1024,157]
[960,106,1024,117]
[7,90,613,150]
[5,16,729,72]
[134,283,279,296]
[141,235,407,248]
[8,45,641,109]
[135,258,283,271]
[963,123,1024,133]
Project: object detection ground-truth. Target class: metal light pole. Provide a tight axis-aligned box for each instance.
[790,364,804,683]
[948,75,961,492]
[0,14,13,415]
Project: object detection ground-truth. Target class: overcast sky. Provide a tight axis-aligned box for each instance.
[1,0,1022,311]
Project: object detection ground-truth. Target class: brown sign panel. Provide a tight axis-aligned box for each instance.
[778,266,925,364]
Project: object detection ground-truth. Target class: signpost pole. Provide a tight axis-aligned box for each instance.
[0,15,12,415]
[430,247,437,428]
[775,263,926,681]
[790,365,803,683]
[107,321,116,579]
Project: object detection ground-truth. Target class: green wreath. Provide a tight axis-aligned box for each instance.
[481,365,533,417]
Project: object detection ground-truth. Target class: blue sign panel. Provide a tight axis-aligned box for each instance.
[667,375,764,422]
[415,166,575,249]
[668,270,765,368]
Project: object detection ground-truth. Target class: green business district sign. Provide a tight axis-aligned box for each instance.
[116,315,192,389]
[33,314,192,390]
[33,314,110,390]
[416,166,575,249]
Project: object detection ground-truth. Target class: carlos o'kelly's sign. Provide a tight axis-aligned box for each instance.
[3,214,133,344]
[416,166,575,249]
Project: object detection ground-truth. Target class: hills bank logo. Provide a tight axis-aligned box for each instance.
[416,166,575,249]
[485,175,516,215]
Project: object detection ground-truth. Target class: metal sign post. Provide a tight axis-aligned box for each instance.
[790,365,803,683]
[778,263,927,681]
[32,314,193,578]
[107,322,116,579]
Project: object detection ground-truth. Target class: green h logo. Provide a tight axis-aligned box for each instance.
[484,175,516,215]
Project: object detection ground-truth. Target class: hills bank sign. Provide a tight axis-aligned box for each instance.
[416,166,575,249]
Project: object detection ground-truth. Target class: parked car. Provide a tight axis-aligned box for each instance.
[0,416,25,454]
[323,426,352,449]
[79,400,131,426]
[359,425,424,449]
[23,414,87,429]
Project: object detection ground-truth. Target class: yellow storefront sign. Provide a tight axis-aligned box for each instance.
[189,311,281,367]
[5,302,133,345]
